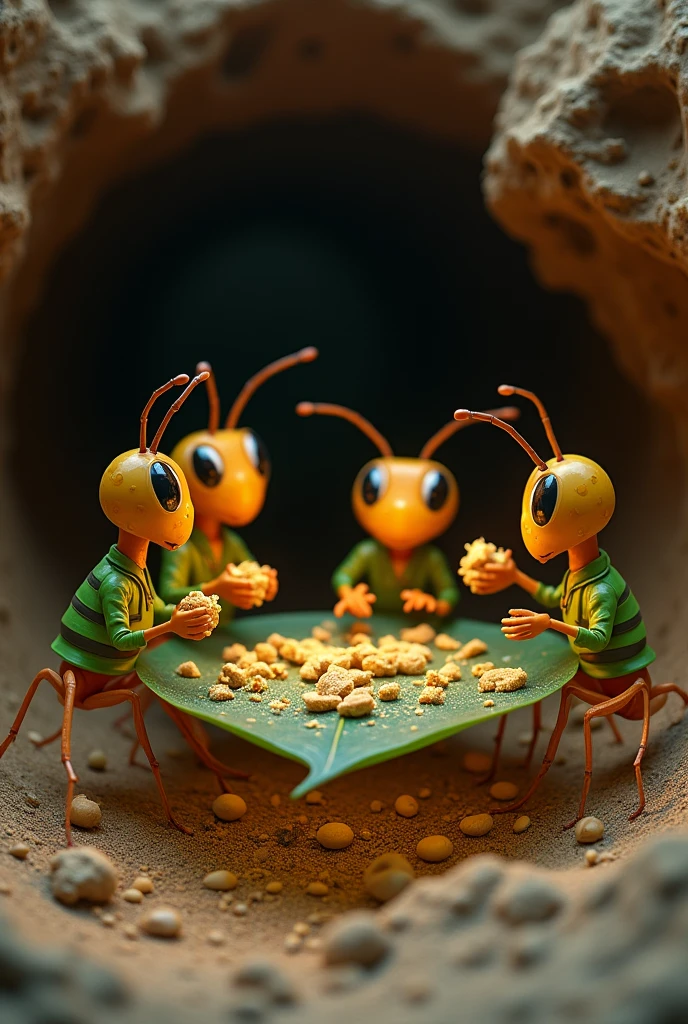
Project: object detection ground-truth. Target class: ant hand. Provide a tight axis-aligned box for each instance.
[501,608,550,641]
[262,566,279,602]
[170,606,214,640]
[334,583,377,619]
[212,565,256,610]
[468,550,517,595]
[400,589,437,615]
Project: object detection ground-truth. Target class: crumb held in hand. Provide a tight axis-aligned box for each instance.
[175,660,201,678]
[177,591,220,635]
[459,537,509,593]
[478,667,527,692]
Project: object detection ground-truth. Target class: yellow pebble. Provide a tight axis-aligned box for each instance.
[459,813,494,837]
[306,881,329,896]
[132,876,154,894]
[316,822,354,850]
[513,815,531,834]
[395,795,419,818]
[462,751,492,775]
[212,794,247,822]
[266,881,283,894]
[416,835,454,862]
[575,816,604,844]
[122,888,143,904]
[370,800,383,813]
[489,781,519,802]
[203,870,238,891]
[69,795,102,829]
[305,790,324,805]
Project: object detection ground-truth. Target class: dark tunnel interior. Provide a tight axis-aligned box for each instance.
[12,115,657,624]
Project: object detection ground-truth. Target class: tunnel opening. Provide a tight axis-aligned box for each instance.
[12,114,663,626]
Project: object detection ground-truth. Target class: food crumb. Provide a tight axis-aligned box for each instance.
[175,661,201,678]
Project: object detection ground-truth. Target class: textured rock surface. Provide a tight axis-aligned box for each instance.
[486,0,688,446]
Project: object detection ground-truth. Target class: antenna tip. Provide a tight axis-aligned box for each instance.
[196,371,210,383]
[196,361,211,374]
[497,384,514,396]
[296,402,315,417]
[299,347,319,362]
[173,374,190,386]
[500,405,520,421]
[454,409,471,422]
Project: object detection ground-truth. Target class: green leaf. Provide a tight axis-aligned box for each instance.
[136,611,578,798]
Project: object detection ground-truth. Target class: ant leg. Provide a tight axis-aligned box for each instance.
[522,701,542,771]
[490,680,607,816]
[564,679,648,829]
[649,683,688,709]
[477,715,507,786]
[60,671,79,847]
[157,700,249,782]
[30,725,63,748]
[81,689,193,836]
[111,675,147,736]
[629,685,651,822]
[0,669,64,759]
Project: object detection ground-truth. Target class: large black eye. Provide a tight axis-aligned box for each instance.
[531,474,558,526]
[192,445,224,488]
[150,461,181,512]
[421,469,449,511]
[243,430,270,477]
[361,465,386,505]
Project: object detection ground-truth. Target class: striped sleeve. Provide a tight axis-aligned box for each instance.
[572,582,616,654]
[100,578,146,651]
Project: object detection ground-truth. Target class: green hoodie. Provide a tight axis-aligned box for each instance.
[159,526,253,624]
[332,539,459,615]
[534,549,655,680]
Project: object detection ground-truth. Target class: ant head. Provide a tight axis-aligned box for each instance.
[171,348,318,528]
[296,402,519,551]
[99,372,209,551]
[455,385,615,563]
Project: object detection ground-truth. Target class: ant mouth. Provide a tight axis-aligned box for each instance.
[164,541,179,550]
[538,551,554,562]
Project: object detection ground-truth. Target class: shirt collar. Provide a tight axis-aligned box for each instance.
[564,549,611,595]
[108,544,147,579]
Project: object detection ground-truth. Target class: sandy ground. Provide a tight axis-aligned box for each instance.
[0,668,687,1014]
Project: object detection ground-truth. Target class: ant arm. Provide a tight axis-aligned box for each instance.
[401,547,460,616]
[467,552,542,598]
[501,610,577,642]
[331,543,378,618]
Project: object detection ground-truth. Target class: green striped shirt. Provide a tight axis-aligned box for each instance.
[534,550,655,680]
[51,545,175,676]
[159,526,253,625]
[332,539,459,615]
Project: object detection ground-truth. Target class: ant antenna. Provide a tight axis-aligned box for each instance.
[196,361,221,434]
[150,372,210,454]
[420,406,520,460]
[140,375,189,453]
[497,384,563,462]
[296,402,394,458]
[226,347,319,429]
[453,409,548,471]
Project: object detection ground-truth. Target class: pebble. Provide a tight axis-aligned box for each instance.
[585,849,599,866]
[463,751,492,775]
[293,921,310,936]
[370,800,383,813]
[132,876,154,894]
[270,794,281,808]
[307,881,329,897]
[416,835,454,863]
[51,848,118,906]
[25,793,40,808]
[575,816,604,844]
[70,794,102,829]
[359,829,372,841]
[638,169,655,186]
[497,878,564,924]
[305,790,324,805]
[203,870,238,891]
[139,906,182,938]
[232,902,249,916]
[395,795,419,819]
[212,794,247,821]
[208,930,225,945]
[122,888,143,904]
[489,781,519,802]
[27,731,42,745]
[0,882,11,895]
[323,912,391,967]
[266,881,283,894]
[9,843,30,860]
[316,823,354,850]
[363,853,414,902]
[101,913,116,928]
[418,787,432,799]
[284,934,302,954]
[123,924,138,941]
[459,814,494,837]
[513,815,531,834]
[88,749,107,771]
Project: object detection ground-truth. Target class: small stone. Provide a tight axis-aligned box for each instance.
[307,881,329,897]
[489,781,519,802]
[638,170,655,186]
[0,881,11,895]
[122,888,143,904]
[51,848,118,906]
[25,793,40,808]
[232,902,249,916]
[212,794,247,821]
[27,731,43,745]
[293,921,311,936]
[270,794,281,808]
[139,906,182,938]
[416,835,454,863]
[497,878,564,924]
[305,790,324,805]
[459,814,494,837]
[123,924,138,940]
[70,794,102,829]
[88,750,107,771]
[9,843,30,860]
[132,876,154,894]
[395,795,419,818]
[418,788,432,799]
[323,911,391,967]
[359,829,372,841]
[101,913,116,928]
[513,816,531,834]
[462,751,492,775]
[284,934,302,953]
[208,930,225,946]
[203,869,238,891]
[370,800,383,813]
[585,849,599,866]
[266,881,283,894]
[316,823,354,850]
[575,816,604,844]
[363,853,414,902]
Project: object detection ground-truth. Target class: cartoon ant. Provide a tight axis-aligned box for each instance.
[455,385,688,825]
[157,348,318,618]
[0,372,240,845]
[296,400,519,620]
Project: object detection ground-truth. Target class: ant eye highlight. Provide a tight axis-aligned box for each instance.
[150,461,181,512]
[192,445,224,488]
[531,473,558,526]
[421,469,449,511]
[361,465,386,506]
[243,430,270,477]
